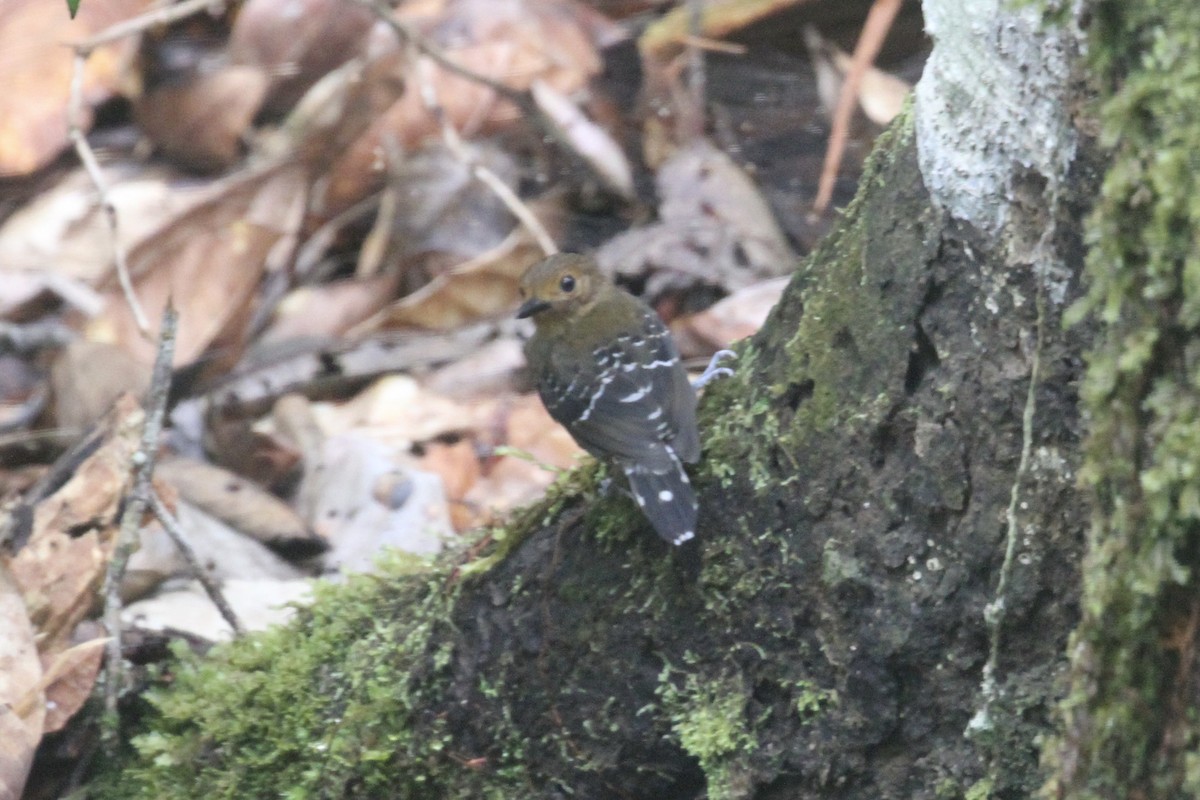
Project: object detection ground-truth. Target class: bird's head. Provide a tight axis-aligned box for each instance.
[516,253,604,323]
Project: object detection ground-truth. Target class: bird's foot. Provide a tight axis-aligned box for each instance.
[598,474,635,501]
[692,349,737,389]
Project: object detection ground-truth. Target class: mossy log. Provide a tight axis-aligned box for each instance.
[84,2,1200,798]
[93,112,1094,800]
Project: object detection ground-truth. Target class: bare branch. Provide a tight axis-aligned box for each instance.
[66,50,149,335]
[148,490,244,636]
[398,23,557,256]
[812,0,902,214]
[77,0,227,52]
[354,0,526,104]
[100,304,177,751]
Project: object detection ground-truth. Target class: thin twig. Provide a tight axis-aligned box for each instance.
[100,304,177,751]
[64,0,227,333]
[359,0,614,222]
[812,0,902,214]
[356,0,526,104]
[406,35,557,255]
[686,0,707,131]
[148,490,243,636]
[77,0,227,51]
[66,50,150,336]
[467,158,557,256]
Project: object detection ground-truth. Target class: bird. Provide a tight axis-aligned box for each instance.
[517,253,731,546]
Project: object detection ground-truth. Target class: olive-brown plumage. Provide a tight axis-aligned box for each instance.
[518,253,700,545]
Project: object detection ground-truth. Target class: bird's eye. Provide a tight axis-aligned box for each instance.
[560,274,576,293]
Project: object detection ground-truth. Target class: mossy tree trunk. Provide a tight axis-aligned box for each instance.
[93,3,1200,800]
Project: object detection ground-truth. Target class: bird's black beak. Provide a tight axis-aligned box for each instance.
[517,298,551,319]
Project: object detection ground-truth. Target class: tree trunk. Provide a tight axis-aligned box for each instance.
[93,2,1200,799]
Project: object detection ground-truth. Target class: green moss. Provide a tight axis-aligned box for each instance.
[657,666,754,800]
[791,680,837,720]
[821,538,864,587]
[965,776,994,800]
[90,549,533,799]
[93,100,941,800]
[1046,0,1200,796]
[459,460,602,576]
[699,105,929,498]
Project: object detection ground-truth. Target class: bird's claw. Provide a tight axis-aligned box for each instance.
[598,474,635,502]
[692,349,737,389]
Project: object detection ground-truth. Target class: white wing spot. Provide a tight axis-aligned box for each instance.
[673,530,695,544]
[620,386,649,403]
[577,373,615,422]
[658,489,674,502]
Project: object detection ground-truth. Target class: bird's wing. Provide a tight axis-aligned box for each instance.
[539,308,697,466]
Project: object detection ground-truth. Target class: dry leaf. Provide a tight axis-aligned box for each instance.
[418,439,481,531]
[203,409,304,493]
[295,432,452,572]
[84,163,307,368]
[423,337,525,399]
[531,78,634,199]
[316,0,605,218]
[229,0,377,115]
[0,165,212,286]
[134,64,271,173]
[51,339,152,432]
[638,0,801,62]
[505,392,585,468]
[366,233,545,330]
[356,141,523,279]
[597,138,797,295]
[123,578,312,641]
[10,394,142,650]
[271,51,407,178]
[330,374,479,448]
[37,636,107,734]
[0,0,153,176]
[804,25,909,126]
[263,273,402,343]
[156,458,326,558]
[0,562,43,800]
[670,277,787,357]
[351,142,562,331]
[463,393,583,521]
[125,500,309,602]
[0,270,103,321]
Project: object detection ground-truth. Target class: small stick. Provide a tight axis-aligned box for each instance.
[685,0,707,136]
[100,303,176,751]
[812,0,902,214]
[66,49,149,335]
[77,0,227,51]
[148,490,243,636]
[356,0,525,104]
[406,37,557,255]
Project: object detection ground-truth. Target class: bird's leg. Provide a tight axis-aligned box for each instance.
[597,463,635,501]
[692,350,737,389]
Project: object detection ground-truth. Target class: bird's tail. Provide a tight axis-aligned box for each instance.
[623,450,698,545]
